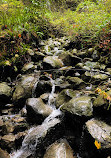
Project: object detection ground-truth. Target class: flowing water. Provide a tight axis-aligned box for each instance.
[10,76,62,158]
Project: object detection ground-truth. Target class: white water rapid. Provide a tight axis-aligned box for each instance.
[10,76,62,158]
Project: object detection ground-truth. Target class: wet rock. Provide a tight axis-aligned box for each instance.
[59,51,81,66]
[40,93,49,102]
[12,73,40,105]
[21,114,64,157]
[26,98,53,123]
[84,61,106,70]
[21,62,36,73]
[82,71,92,81]
[61,96,93,116]
[35,80,52,97]
[92,74,108,82]
[43,139,75,158]
[0,82,12,106]
[56,89,77,108]
[0,148,10,158]
[55,77,70,91]
[43,56,64,69]
[86,118,111,148]
[1,134,16,151]
[66,76,85,89]
[1,115,27,135]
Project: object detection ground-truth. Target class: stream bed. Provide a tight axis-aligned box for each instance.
[0,37,111,158]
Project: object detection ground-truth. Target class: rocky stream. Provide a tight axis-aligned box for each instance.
[0,37,111,158]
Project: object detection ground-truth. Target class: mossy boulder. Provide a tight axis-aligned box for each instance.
[66,76,85,89]
[92,74,108,82]
[61,96,93,116]
[59,51,81,66]
[12,73,40,105]
[56,89,77,108]
[43,56,64,69]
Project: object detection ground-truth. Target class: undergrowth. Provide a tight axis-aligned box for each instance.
[0,0,111,70]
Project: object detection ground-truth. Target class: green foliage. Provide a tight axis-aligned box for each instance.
[0,0,49,68]
[45,0,111,48]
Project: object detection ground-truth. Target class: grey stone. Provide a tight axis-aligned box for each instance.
[43,139,75,158]
[86,118,111,148]
[61,96,93,116]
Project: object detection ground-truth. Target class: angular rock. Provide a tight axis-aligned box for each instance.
[26,98,53,123]
[86,118,111,148]
[66,76,85,89]
[61,96,93,116]
[92,74,108,81]
[12,73,40,104]
[43,56,64,69]
[43,139,75,158]
[21,62,36,73]
[59,51,81,66]
[35,80,52,97]
[56,89,77,108]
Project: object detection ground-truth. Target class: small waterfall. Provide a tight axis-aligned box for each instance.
[10,77,62,158]
[48,76,55,107]
[32,71,40,97]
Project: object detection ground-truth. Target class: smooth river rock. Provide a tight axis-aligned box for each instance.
[43,139,76,158]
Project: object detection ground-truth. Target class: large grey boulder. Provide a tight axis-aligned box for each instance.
[26,98,53,123]
[12,73,40,104]
[61,96,93,116]
[86,118,111,149]
[43,139,75,158]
